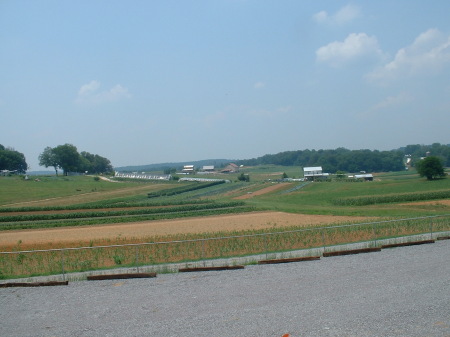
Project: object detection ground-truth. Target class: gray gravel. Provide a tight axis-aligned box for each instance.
[1,240,449,337]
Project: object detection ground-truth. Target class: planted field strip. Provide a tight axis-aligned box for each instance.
[0,202,253,230]
[0,214,448,279]
[332,189,450,206]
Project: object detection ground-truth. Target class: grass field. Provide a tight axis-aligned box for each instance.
[0,167,449,279]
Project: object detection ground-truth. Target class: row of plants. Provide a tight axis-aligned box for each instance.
[0,201,245,223]
[332,189,450,206]
[1,215,448,279]
[147,180,226,198]
[0,205,257,231]
[0,198,217,213]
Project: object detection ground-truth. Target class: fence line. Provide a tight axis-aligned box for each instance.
[0,214,449,279]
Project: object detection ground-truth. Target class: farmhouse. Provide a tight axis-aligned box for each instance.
[303,166,329,181]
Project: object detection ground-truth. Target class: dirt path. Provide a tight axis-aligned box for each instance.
[0,212,372,250]
[234,183,291,199]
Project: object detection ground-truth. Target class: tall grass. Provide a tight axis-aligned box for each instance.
[1,215,448,279]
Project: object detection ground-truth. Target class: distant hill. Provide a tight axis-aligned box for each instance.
[115,159,233,172]
[114,143,450,174]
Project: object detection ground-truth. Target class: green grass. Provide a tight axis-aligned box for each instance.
[0,175,155,206]
[1,167,449,229]
[243,171,450,217]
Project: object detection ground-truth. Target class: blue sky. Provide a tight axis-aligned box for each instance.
[1,1,450,170]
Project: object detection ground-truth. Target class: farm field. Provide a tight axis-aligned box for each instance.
[0,212,373,251]
[0,166,449,278]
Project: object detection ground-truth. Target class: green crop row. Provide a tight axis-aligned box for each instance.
[147,181,225,198]
[0,201,246,223]
[332,189,450,206]
[0,205,256,231]
[0,199,214,213]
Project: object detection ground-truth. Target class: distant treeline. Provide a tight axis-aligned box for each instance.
[236,143,450,173]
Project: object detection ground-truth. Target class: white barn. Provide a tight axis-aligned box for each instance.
[303,166,328,180]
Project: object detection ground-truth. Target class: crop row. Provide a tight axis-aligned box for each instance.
[147,181,225,198]
[0,205,256,231]
[0,201,246,223]
[0,199,214,213]
[332,189,450,206]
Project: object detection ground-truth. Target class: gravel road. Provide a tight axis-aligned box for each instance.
[1,240,449,337]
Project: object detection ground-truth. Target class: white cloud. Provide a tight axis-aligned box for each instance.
[312,11,328,24]
[313,4,361,25]
[316,33,383,67]
[254,81,265,89]
[75,80,131,104]
[363,92,413,117]
[367,29,450,83]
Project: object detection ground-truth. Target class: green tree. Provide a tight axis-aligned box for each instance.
[39,145,113,175]
[52,144,81,175]
[0,145,28,173]
[38,146,59,175]
[238,173,250,182]
[80,152,113,174]
[415,156,446,180]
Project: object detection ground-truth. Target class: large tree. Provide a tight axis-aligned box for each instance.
[52,144,81,175]
[39,145,113,175]
[38,146,59,175]
[80,151,113,174]
[415,156,446,180]
[0,145,28,173]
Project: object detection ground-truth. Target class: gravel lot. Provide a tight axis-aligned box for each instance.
[1,240,449,337]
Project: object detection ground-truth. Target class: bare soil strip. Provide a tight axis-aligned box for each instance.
[234,183,291,199]
[400,199,450,206]
[0,212,372,250]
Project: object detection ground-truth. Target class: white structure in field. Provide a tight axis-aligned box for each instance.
[114,172,171,181]
[182,165,195,174]
[303,166,329,180]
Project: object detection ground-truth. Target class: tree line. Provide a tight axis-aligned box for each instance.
[0,145,28,173]
[39,144,113,175]
[236,143,450,173]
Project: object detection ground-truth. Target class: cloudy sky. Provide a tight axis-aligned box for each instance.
[1,1,450,170]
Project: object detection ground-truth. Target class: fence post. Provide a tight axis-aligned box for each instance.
[430,218,433,240]
[372,222,377,247]
[135,246,139,273]
[264,234,268,260]
[321,228,326,254]
[202,240,206,267]
[61,249,65,282]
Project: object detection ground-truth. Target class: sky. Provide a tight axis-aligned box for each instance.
[1,1,450,171]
